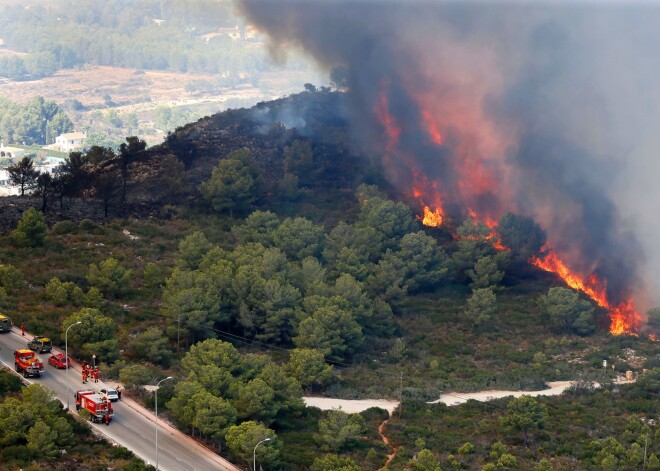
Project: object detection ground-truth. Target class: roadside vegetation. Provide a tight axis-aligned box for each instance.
[0,90,657,469]
[0,369,152,470]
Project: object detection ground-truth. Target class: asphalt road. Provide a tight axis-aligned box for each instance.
[0,329,240,471]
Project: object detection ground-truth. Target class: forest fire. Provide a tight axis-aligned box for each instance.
[531,251,641,335]
[420,205,443,227]
[412,190,444,227]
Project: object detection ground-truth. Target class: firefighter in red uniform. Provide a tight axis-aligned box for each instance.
[93,367,99,383]
[105,411,110,426]
[82,368,87,383]
[21,323,25,336]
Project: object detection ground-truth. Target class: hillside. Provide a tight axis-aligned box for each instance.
[0,90,658,470]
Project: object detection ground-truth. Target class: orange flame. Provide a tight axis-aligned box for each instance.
[420,205,444,227]
[531,250,640,335]
[413,189,444,227]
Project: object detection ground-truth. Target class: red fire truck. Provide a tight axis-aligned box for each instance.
[75,390,114,424]
[14,349,44,377]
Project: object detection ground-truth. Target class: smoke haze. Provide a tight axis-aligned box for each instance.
[236,1,660,311]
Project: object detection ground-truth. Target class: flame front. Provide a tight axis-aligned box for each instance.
[375,80,641,336]
[531,250,641,335]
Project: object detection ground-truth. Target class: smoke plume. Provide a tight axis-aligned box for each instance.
[236,1,660,312]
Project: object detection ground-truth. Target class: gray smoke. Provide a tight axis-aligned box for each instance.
[236,1,660,310]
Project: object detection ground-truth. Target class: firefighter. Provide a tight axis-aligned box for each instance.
[93,367,99,383]
[21,322,25,336]
[82,369,87,383]
[116,385,122,400]
[105,411,110,426]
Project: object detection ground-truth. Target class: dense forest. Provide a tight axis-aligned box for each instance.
[0,0,308,79]
[0,90,657,470]
[0,96,73,146]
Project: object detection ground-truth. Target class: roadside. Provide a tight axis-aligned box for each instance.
[6,325,241,471]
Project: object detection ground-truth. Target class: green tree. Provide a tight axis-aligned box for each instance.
[86,257,132,299]
[317,409,366,452]
[233,378,278,424]
[45,278,84,306]
[405,449,442,471]
[11,207,48,248]
[232,210,280,246]
[0,264,23,295]
[324,221,380,269]
[51,417,75,448]
[500,395,549,446]
[192,390,237,448]
[119,364,153,390]
[539,287,595,335]
[311,454,361,471]
[286,348,334,391]
[466,288,497,328]
[294,306,363,361]
[62,308,115,352]
[467,256,504,290]
[451,219,502,281]
[161,268,229,345]
[176,231,214,271]
[224,421,279,468]
[400,232,449,288]
[496,212,547,260]
[272,217,325,260]
[0,398,32,446]
[167,380,205,432]
[358,197,417,243]
[7,157,39,196]
[534,458,554,471]
[200,150,260,217]
[129,326,173,366]
[26,421,58,459]
[83,287,104,308]
[648,454,660,471]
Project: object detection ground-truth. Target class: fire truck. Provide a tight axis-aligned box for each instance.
[75,390,114,424]
[14,349,44,377]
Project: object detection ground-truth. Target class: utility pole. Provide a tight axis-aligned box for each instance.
[398,371,403,419]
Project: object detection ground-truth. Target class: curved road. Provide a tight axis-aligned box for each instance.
[0,329,240,471]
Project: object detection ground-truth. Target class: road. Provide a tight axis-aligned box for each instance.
[0,329,240,471]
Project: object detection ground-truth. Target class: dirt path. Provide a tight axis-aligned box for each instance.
[377,417,397,470]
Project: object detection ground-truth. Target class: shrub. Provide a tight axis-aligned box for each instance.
[11,208,47,247]
[51,220,78,235]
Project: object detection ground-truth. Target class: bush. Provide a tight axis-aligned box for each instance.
[11,208,47,247]
[79,219,98,231]
[51,220,78,235]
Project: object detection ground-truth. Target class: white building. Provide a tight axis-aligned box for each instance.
[0,169,19,196]
[54,132,86,153]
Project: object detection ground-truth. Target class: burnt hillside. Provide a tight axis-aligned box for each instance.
[0,90,386,233]
[124,89,379,204]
